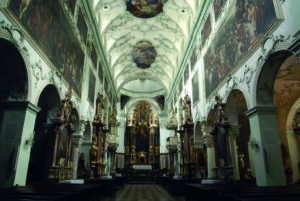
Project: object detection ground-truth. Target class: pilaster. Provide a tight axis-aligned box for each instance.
[0,101,40,187]
[245,106,286,186]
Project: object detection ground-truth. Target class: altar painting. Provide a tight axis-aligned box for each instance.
[57,126,69,164]
[88,70,96,104]
[204,0,277,98]
[9,0,84,96]
[136,124,149,153]
[214,0,227,21]
[201,14,211,47]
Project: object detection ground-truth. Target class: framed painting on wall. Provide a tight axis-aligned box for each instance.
[8,0,84,97]
[179,77,183,95]
[204,0,278,98]
[213,0,227,21]
[88,69,96,104]
[104,77,108,92]
[68,0,76,16]
[184,64,189,85]
[201,14,212,47]
[77,7,88,44]
[98,62,103,83]
[192,71,200,105]
[91,42,98,69]
[190,46,198,71]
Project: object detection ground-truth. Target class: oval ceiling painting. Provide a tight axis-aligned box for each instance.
[125,0,168,18]
[133,41,157,69]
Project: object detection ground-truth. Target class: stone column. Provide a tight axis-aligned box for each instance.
[0,101,40,187]
[245,106,286,186]
[71,135,83,179]
[247,142,256,177]
[230,125,241,180]
[286,130,300,183]
[205,134,215,179]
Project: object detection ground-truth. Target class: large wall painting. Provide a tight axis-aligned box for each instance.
[88,69,96,104]
[204,0,277,98]
[77,7,88,44]
[201,14,211,47]
[213,0,227,21]
[8,0,84,96]
[91,42,98,69]
[192,71,200,105]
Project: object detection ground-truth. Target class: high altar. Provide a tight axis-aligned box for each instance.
[125,101,160,173]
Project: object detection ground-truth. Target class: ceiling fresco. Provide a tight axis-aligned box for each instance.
[133,41,157,69]
[124,0,168,18]
[94,0,200,102]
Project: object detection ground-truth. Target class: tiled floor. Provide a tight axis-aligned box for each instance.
[101,184,185,201]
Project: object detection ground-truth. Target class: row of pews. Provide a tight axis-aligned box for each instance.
[185,181,300,201]
[0,182,101,201]
[0,177,128,201]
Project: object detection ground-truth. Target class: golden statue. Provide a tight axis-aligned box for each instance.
[90,140,98,163]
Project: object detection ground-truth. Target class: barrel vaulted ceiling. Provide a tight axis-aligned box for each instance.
[93,0,200,100]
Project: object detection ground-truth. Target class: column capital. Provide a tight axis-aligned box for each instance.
[72,134,83,148]
[230,124,241,139]
[1,101,41,113]
[245,106,278,118]
[80,120,89,137]
[199,134,215,148]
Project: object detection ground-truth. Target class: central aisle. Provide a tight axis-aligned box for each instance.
[102,184,185,201]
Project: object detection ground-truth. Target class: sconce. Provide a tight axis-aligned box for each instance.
[250,137,259,148]
[25,131,35,146]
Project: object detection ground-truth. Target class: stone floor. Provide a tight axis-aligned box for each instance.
[101,184,185,201]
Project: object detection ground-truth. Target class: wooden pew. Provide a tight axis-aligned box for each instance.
[186,182,300,201]
[0,182,102,201]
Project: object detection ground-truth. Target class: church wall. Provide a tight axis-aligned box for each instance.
[166,0,300,184]
[0,0,119,182]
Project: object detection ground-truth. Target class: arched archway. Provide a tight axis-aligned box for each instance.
[226,89,252,181]
[272,54,300,183]
[0,38,28,127]
[247,50,300,186]
[27,84,60,183]
[0,39,34,187]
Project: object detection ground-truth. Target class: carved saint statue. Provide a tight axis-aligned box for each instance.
[90,140,98,163]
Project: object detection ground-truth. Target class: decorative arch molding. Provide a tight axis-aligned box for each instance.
[0,22,31,101]
[255,50,293,107]
[286,97,300,131]
[225,89,250,125]
[126,98,161,112]
[116,76,169,93]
